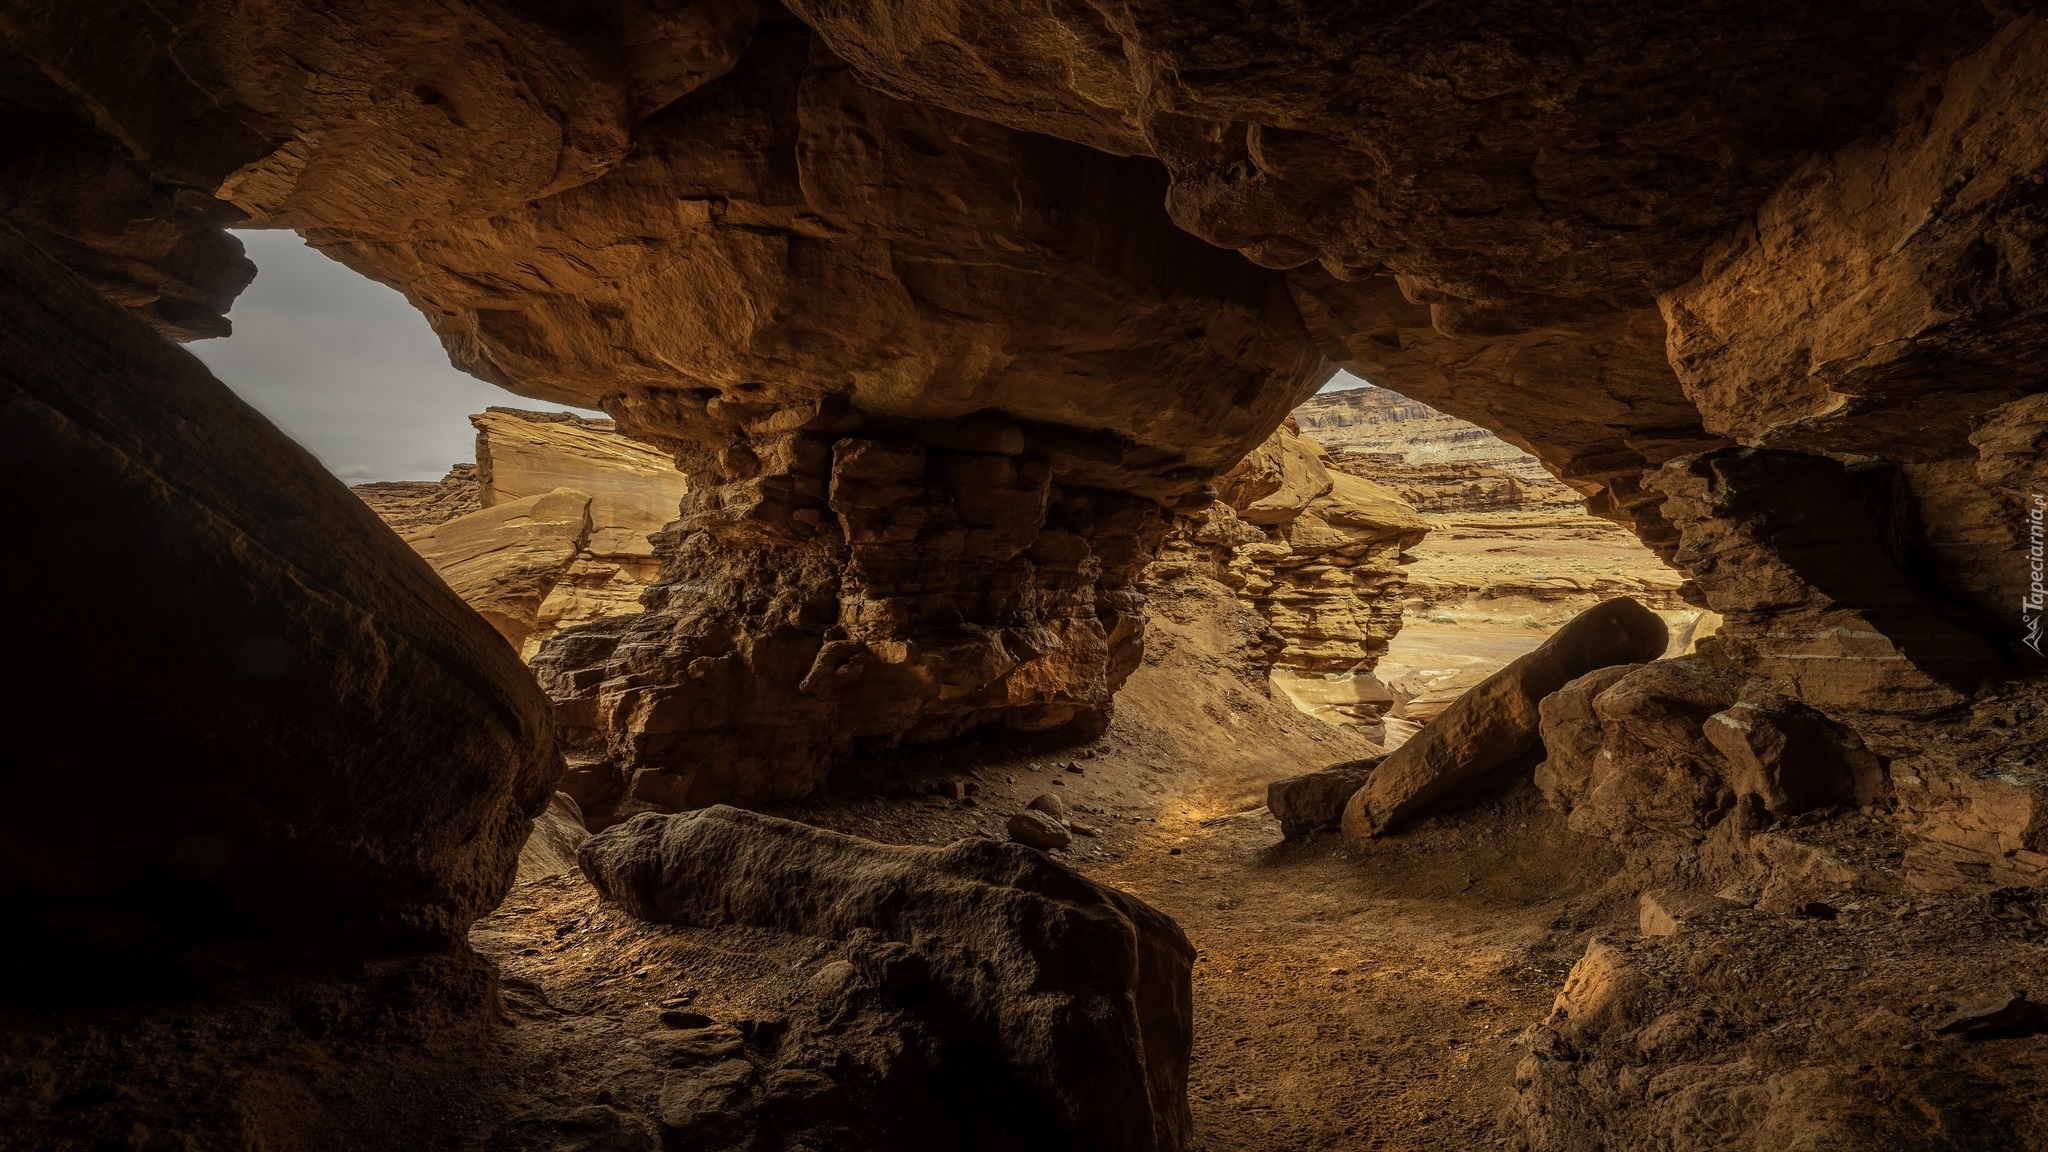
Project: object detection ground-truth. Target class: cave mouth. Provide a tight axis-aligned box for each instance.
[5,1,2047,1149]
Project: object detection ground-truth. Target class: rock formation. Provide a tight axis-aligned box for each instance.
[351,464,479,534]
[579,805,1195,1152]
[0,223,559,965]
[355,408,689,656]
[6,1,2048,1145]
[1342,597,1669,841]
[1161,421,1429,731]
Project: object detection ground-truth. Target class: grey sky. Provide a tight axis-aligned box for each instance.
[190,230,599,483]
[192,230,1371,482]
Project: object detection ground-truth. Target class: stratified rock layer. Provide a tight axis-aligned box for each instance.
[0,223,559,964]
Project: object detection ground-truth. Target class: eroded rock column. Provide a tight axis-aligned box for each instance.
[534,408,1179,816]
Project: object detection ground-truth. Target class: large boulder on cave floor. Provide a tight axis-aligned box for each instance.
[0,224,560,966]
[1534,658,1743,842]
[579,805,1194,1152]
[1343,597,1668,842]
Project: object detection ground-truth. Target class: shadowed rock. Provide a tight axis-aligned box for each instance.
[1344,597,1668,841]
[579,805,1194,1152]
[0,223,560,966]
[1267,757,1385,839]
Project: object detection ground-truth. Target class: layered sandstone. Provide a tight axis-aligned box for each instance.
[355,408,689,656]
[1294,385,1577,513]
[1159,421,1428,731]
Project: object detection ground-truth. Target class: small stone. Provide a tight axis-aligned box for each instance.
[1026,793,1069,822]
[1065,761,1086,774]
[1007,810,1072,850]
[1070,822,1099,837]
[1168,847,1183,856]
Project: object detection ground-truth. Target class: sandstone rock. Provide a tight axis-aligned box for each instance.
[0,223,559,964]
[403,487,595,650]
[516,793,590,884]
[579,806,1194,1152]
[1547,938,1648,1045]
[1025,793,1069,823]
[355,409,690,660]
[1343,598,1668,840]
[1204,424,1429,706]
[1295,386,1579,513]
[1267,758,1384,839]
[1534,658,1743,843]
[351,464,480,534]
[1704,701,1887,817]
[1651,447,2008,717]
[1637,890,1738,937]
[1006,809,1072,850]
[472,409,688,656]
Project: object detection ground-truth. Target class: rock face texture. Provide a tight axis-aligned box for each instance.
[1343,598,1668,841]
[9,1,2045,856]
[580,805,1195,1152]
[349,464,480,534]
[0,223,559,964]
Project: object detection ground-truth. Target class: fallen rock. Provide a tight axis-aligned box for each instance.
[1704,700,1887,816]
[1934,991,2048,1040]
[1343,598,1668,841]
[515,793,590,884]
[579,806,1193,1152]
[1267,757,1385,839]
[1006,809,1073,851]
[1638,890,1738,937]
[1533,657,1743,843]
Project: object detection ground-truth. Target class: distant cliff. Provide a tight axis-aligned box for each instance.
[1293,386,1579,511]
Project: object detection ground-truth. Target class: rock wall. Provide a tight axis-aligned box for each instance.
[0,223,559,967]
[1294,385,1580,513]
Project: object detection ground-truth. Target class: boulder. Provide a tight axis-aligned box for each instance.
[0,224,560,966]
[1267,757,1384,839]
[1704,701,1887,816]
[1006,809,1072,850]
[1343,598,1668,841]
[1534,658,1743,841]
[579,806,1193,1152]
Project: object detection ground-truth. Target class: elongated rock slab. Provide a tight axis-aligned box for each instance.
[1343,597,1668,841]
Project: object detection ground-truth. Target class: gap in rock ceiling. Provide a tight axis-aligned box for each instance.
[189,230,604,484]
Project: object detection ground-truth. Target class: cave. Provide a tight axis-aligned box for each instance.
[2,1,2045,1149]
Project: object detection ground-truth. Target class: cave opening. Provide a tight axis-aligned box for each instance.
[5,2,2047,1150]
